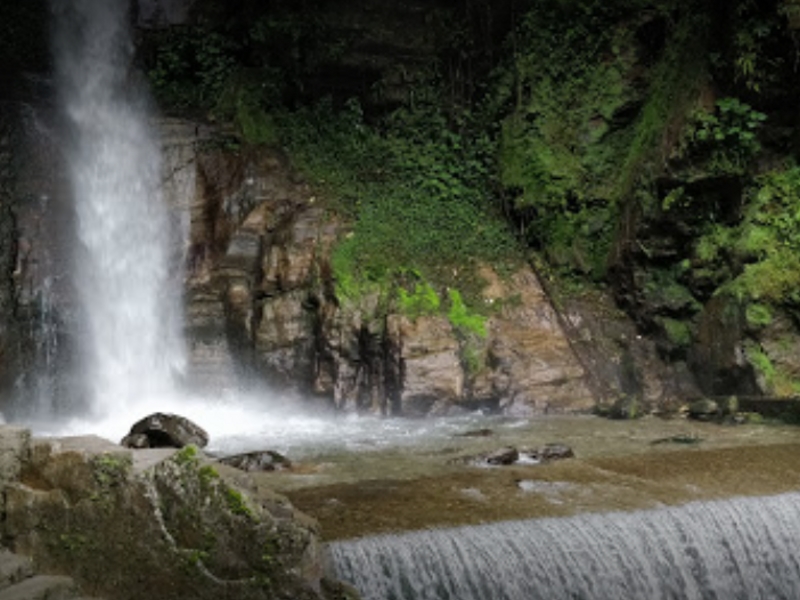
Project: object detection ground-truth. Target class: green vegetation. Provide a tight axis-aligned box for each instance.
[679,98,767,174]
[174,444,199,466]
[491,0,708,279]
[690,167,800,308]
[658,317,692,348]
[276,100,519,294]
[198,464,220,487]
[224,487,255,519]
[148,26,238,111]
[398,280,441,319]
[447,289,487,338]
[141,0,800,397]
[744,341,800,396]
[91,454,132,489]
[745,303,773,328]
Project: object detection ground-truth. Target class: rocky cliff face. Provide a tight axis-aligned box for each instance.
[160,121,595,415]
[6,108,793,421]
[0,110,734,419]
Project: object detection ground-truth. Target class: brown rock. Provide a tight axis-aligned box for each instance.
[481,267,593,414]
[123,413,209,449]
[388,314,463,415]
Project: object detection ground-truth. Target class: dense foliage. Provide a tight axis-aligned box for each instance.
[144,0,521,316]
[492,0,709,278]
[141,0,800,391]
[278,100,517,299]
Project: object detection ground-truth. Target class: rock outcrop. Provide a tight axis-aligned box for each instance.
[120,412,209,449]
[161,123,594,416]
[0,426,354,600]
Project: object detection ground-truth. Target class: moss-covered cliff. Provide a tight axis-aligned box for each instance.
[138,0,800,405]
[5,0,800,415]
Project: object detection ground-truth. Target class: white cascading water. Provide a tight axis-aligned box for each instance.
[47,0,352,446]
[53,0,186,422]
[330,492,800,600]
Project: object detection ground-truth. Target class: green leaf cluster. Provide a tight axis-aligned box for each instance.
[447,289,487,338]
[147,26,238,111]
[744,341,800,396]
[398,282,441,319]
[680,98,766,174]
[692,166,800,307]
[495,0,643,210]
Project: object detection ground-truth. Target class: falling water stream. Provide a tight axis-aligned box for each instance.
[47,0,324,445]
[53,0,185,420]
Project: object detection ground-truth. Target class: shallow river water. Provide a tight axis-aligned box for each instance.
[212,412,800,540]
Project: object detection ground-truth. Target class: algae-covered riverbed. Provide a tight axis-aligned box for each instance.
[252,415,800,540]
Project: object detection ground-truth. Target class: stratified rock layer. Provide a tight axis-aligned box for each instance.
[161,123,593,416]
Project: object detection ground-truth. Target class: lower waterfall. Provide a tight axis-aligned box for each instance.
[330,492,800,600]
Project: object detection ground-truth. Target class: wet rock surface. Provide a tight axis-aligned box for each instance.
[0,427,354,600]
[165,128,594,417]
[121,413,209,449]
[450,443,575,467]
[219,450,293,472]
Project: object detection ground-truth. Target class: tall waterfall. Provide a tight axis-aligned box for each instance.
[330,492,800,600]
[52,0,186,418]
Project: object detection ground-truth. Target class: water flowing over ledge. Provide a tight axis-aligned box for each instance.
[53,0,185,421]
[330,491,800,600]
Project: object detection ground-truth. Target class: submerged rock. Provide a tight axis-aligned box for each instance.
[219,450,292,472]
[454,428,494,437]
[485,447,519,466]
[121,413,209,449]
[451,444,574,467]
[538,443,575,461]
[650,433,702,445]
[688,399,719,421]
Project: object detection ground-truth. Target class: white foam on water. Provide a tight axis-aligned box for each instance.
[331,491,800,600]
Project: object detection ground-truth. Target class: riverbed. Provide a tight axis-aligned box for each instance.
[238,415,800,540]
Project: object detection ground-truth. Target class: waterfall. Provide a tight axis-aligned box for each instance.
[330,492,800,600]
[52,0,186,418]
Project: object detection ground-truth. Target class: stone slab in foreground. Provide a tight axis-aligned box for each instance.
[0,430,356,600]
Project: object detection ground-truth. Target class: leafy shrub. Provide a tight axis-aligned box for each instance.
[744,341,800,396]
[276,99,519,302]
[399,282,441,319]
[447,289,487,338]
[491,0,707,278]
[692,167,800,307]
[681,97,766,173]
[745,303,773,328]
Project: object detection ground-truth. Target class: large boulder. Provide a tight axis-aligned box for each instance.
[121,413,209,449]
[477,267,593,414]
[3,435,357,600]
[386,314,464,415]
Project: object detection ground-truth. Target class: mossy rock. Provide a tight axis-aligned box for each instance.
[688,398,719,420]
[4,437,350,600]
[601,394,641,419]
